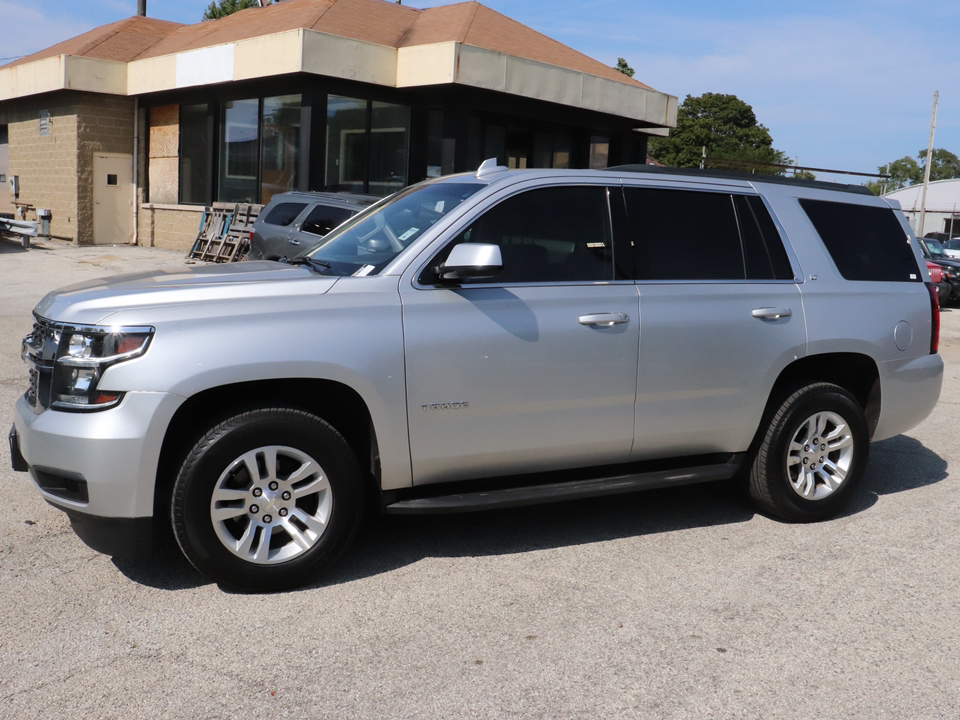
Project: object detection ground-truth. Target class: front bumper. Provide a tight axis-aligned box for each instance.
[12,390,184,557]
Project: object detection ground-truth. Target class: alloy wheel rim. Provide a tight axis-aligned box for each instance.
[786,410,854,500]
[209,445,332,564]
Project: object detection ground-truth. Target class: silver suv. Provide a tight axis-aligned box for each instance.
[247,191,379,261]
[10,162,944,591]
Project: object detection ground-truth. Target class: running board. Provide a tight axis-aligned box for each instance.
[383,457,741,515]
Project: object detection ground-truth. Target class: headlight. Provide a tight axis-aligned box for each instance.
[42,324,154,411]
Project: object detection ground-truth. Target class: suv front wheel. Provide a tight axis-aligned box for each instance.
[749,383,869,522]
[171,408,364,591]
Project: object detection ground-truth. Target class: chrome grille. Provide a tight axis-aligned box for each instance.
[22,315,58,413]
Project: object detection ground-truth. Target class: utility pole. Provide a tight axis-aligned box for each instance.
[919,90,939,237]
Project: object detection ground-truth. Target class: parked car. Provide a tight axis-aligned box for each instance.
[247,191,379,261]
[11,162,944,591]
[926,260,950,304]
[942,238,960,259]
[919,238,960,304]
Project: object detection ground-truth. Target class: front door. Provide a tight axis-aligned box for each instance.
[401,183,640,485]
[92,153,133,245]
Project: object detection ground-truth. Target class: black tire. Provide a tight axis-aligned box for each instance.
[749,383,869,522]
[171,408,363,591]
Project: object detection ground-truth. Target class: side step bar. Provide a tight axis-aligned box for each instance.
[383,456,742,515]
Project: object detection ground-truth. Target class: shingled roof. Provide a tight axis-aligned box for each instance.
[6,15,183,67]
[4,0,651,90]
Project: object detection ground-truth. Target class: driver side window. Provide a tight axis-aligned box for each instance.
[433,186,615,284]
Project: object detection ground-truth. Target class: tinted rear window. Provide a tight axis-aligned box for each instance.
[263,202,308,227]
[799,199,920,282]
[301,205,355,236]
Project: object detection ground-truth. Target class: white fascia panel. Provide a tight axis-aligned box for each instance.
[175,44,235,88]
[234,29,304,81]
[455,44,506,92]
[63,57,127,95]
[301,30,396,86]
[0,56,65,101]
[127,55,177,95]
[453,44,676,129]
[502,55,583,109]
[581,73,647,120]
[396,42,458,87]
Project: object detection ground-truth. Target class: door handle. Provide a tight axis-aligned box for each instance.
[752,307,792,320]
[579,312,630,327]
[287,238,300,245]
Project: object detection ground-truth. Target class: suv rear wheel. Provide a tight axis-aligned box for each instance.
[171,408,363,591]
[749,383,869,522]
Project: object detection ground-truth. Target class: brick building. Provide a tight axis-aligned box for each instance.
[0,0,676,249]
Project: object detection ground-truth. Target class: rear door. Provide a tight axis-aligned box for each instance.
[400,181,640,485]
[619,183,808,459]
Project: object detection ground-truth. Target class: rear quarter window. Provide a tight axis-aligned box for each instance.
[263,202,308,227]
[799,199,920,282]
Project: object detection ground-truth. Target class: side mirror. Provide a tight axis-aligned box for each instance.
[437,243,503,280]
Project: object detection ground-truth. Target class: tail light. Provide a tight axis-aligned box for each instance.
[927,282,940,354]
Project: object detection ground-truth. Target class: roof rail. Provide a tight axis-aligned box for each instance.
[605,164,874,196]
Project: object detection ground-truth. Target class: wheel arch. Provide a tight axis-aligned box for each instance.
[154,378,379,521]
[769,352,881,438]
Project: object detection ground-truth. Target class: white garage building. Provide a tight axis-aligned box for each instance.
[884,179,960,238]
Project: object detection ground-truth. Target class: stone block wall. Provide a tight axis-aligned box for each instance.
[0,95,81,243]
[0,91,135,245]
[139,203,204,254]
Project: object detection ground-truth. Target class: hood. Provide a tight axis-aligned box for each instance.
[34,261,338,325]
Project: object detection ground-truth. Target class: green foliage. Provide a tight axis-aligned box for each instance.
[871,148,960,194]
[648,93,787,175]
[923,148,960,181]
[614,58,635,78]
[203,0,259,21]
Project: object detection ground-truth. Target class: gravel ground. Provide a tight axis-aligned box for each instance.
[1,236,958,719]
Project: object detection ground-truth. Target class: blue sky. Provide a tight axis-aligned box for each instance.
[3,0,957,182]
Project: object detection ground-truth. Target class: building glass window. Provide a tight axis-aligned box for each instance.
[219,98,259,203]
[326,95,367,193]
[326,95,410,196]
[588,133,610,169]
[533,129,573,169]
[179,104,210,205]
[260,94,301,205]
[369,101,409,196]
[426,110,443,179]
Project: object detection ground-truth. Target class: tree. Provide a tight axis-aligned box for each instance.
[203,0,259,21]
[614,58,635,78]
[867,148,960,194]
[924,148,960,181]
[648,93,788,175]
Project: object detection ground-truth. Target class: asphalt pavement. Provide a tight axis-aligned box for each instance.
[1,235,959,719]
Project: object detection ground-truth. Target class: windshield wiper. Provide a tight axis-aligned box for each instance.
[287,256,333,274]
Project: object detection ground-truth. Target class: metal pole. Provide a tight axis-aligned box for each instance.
[919,90,939,238]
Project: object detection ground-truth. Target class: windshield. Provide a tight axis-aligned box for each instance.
[925,238,947,258]
[302,182,484,276]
